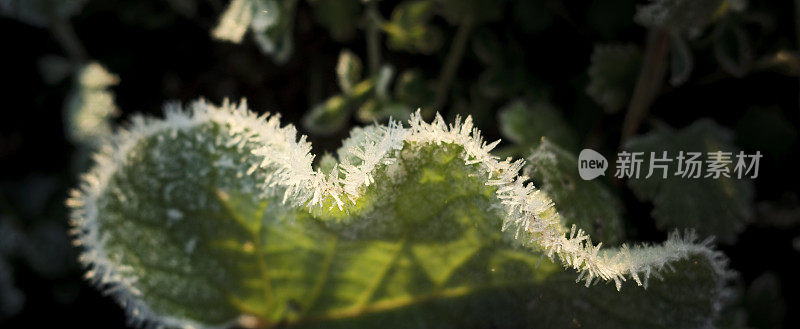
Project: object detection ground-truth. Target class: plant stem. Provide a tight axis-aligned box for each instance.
[434,19,473,110]
[51,19,88,63]
[620,29,670,144]
[365,1,382,76]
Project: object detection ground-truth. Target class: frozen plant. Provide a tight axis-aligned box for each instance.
[68,99,734,329]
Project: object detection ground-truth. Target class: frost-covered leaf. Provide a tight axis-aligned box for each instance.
[309,0,361,41]
[383,0,443,54]
[624,119,754,244]
[336,50,363,95]
[497,99,579,152]
[64,62,120,147]
[211,0,298,64]
[70,100,733,329]
[0,0,87,27]
[634,0,744,36]
[526,141,624,244]
[586,44,643,113]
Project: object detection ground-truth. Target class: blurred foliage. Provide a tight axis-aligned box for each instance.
[634,0,744,37]
[497,99,578,154]
[586,44,643,113]
[63,62,119,147]
[383,0,442,54]
[436,0,507,25]
[625,120,754,244]
[0,0,87,27]
[309,0,361,41]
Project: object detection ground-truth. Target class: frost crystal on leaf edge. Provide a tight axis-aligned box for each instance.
[68,99,734,329]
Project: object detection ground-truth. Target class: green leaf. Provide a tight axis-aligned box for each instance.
[436,0,508,25]
[86,120,297,325]
[307,63,396,133]
[303,95,352,136]
[471,30,530,99]
[497,99,579,152]
[393,69,435,109]
[625,119,755,244]
[211,0,299,63]
[586,44,643,113]
[526,141,624,245]
[356,99,413,123]
[634,0,737,36]
[251,0,298,64]
[309,0,361,41]
[71,103,732,328]
[383,0,443,54]
[336,50,363,95]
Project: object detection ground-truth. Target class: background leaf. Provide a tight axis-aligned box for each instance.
[586,44,643,113]
[436,0,507,25]
[624,119,755,244]
[526,141,625,245]
[309,0,361,41]
[497,99,579,153]
[714,20,752,77]
[669,34,693,86]
[336,50,363,95]
[383,0,442,54]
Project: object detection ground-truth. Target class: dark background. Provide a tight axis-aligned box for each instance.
[1,0,798,328]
